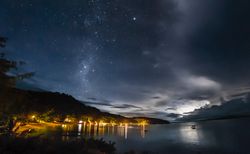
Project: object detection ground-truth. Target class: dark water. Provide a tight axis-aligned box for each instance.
[44,118,250,154]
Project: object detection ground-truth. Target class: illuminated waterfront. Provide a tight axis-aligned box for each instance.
[60,123,147,140]
[42,118,250,153]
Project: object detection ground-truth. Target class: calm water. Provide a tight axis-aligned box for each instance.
[44,118,250,154]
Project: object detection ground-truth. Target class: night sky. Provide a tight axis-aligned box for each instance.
[1,0,250,120]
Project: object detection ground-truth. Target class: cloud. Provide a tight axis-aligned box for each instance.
[111,104,142,109]
[179,0,250,84]
[152,96,161,99]
[165,107,176,111]
[3,0,250,121]
[166,113,182,118]
[75,0,250,121]
[155,100,168,107]
[179,92,250,121]
[175,100,210,114]
[85,102,113,107]
[182,75,221,91]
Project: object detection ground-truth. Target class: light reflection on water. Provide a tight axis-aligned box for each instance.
[60,123,147,140]
[46,118,250,153]
[178,123,202,144]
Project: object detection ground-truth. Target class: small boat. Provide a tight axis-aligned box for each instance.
[191,125,196,129]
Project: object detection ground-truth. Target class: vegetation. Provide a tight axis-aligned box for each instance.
[0,36,117,154]
[0,36,34,89]
[0,36,169,154]
[0,36,169,128]
[0,88,169,126]
[0,136,116,154]
[132,117,169,124]
[0,36,34,121]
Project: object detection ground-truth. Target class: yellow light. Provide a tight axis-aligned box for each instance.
[99,121,108,126]
[102,122,107,126]
[31,115,35,119]
[64,118,72,122]
[138,120,148,126]
[111,122,116,126]
[88,119,92,125]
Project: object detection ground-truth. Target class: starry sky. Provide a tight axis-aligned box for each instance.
[1,0,250,121]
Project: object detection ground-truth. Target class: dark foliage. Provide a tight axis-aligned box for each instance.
[132,117,169,124]
[0,136,116,154]
[0,36,34,89]
[0,87,169,124]
[0,36,169,124]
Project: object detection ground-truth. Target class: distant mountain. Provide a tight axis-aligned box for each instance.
[132,117,169,124]
[0,88,169,124]
[179,93,250,122]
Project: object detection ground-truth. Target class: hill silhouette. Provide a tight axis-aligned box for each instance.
[0,88,169,124]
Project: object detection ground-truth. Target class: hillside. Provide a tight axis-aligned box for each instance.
[132,117,170,124]
[0,88,169,124]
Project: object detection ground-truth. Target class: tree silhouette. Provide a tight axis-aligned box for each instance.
[0,36,34,121]
[0,36,34,89]
[0,36,7,47]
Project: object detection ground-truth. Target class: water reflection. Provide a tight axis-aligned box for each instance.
[61,123,147,139]
[140,124,145,138]
[78,124,82,136]
[178,123,203,144]
[125,124,128,139]
[41,118,250,153]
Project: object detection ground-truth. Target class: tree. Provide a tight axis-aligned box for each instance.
[0,36,34,89]
[0,37,7,47]
[0,36,34,122]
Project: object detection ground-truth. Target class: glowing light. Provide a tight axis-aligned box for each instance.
[88,119,92,125]
[64,118,72,123]
[99,121,107,126]
[102,123,107,126]
[110,122,116,126]
[141,124,146,138]
[78,124,82,136]
[137,120,149,126]
[176,100,210,114]
[124,123,128,139]
[179,124,202,143]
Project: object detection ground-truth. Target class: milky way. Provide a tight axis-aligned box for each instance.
[1,0,250,120]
